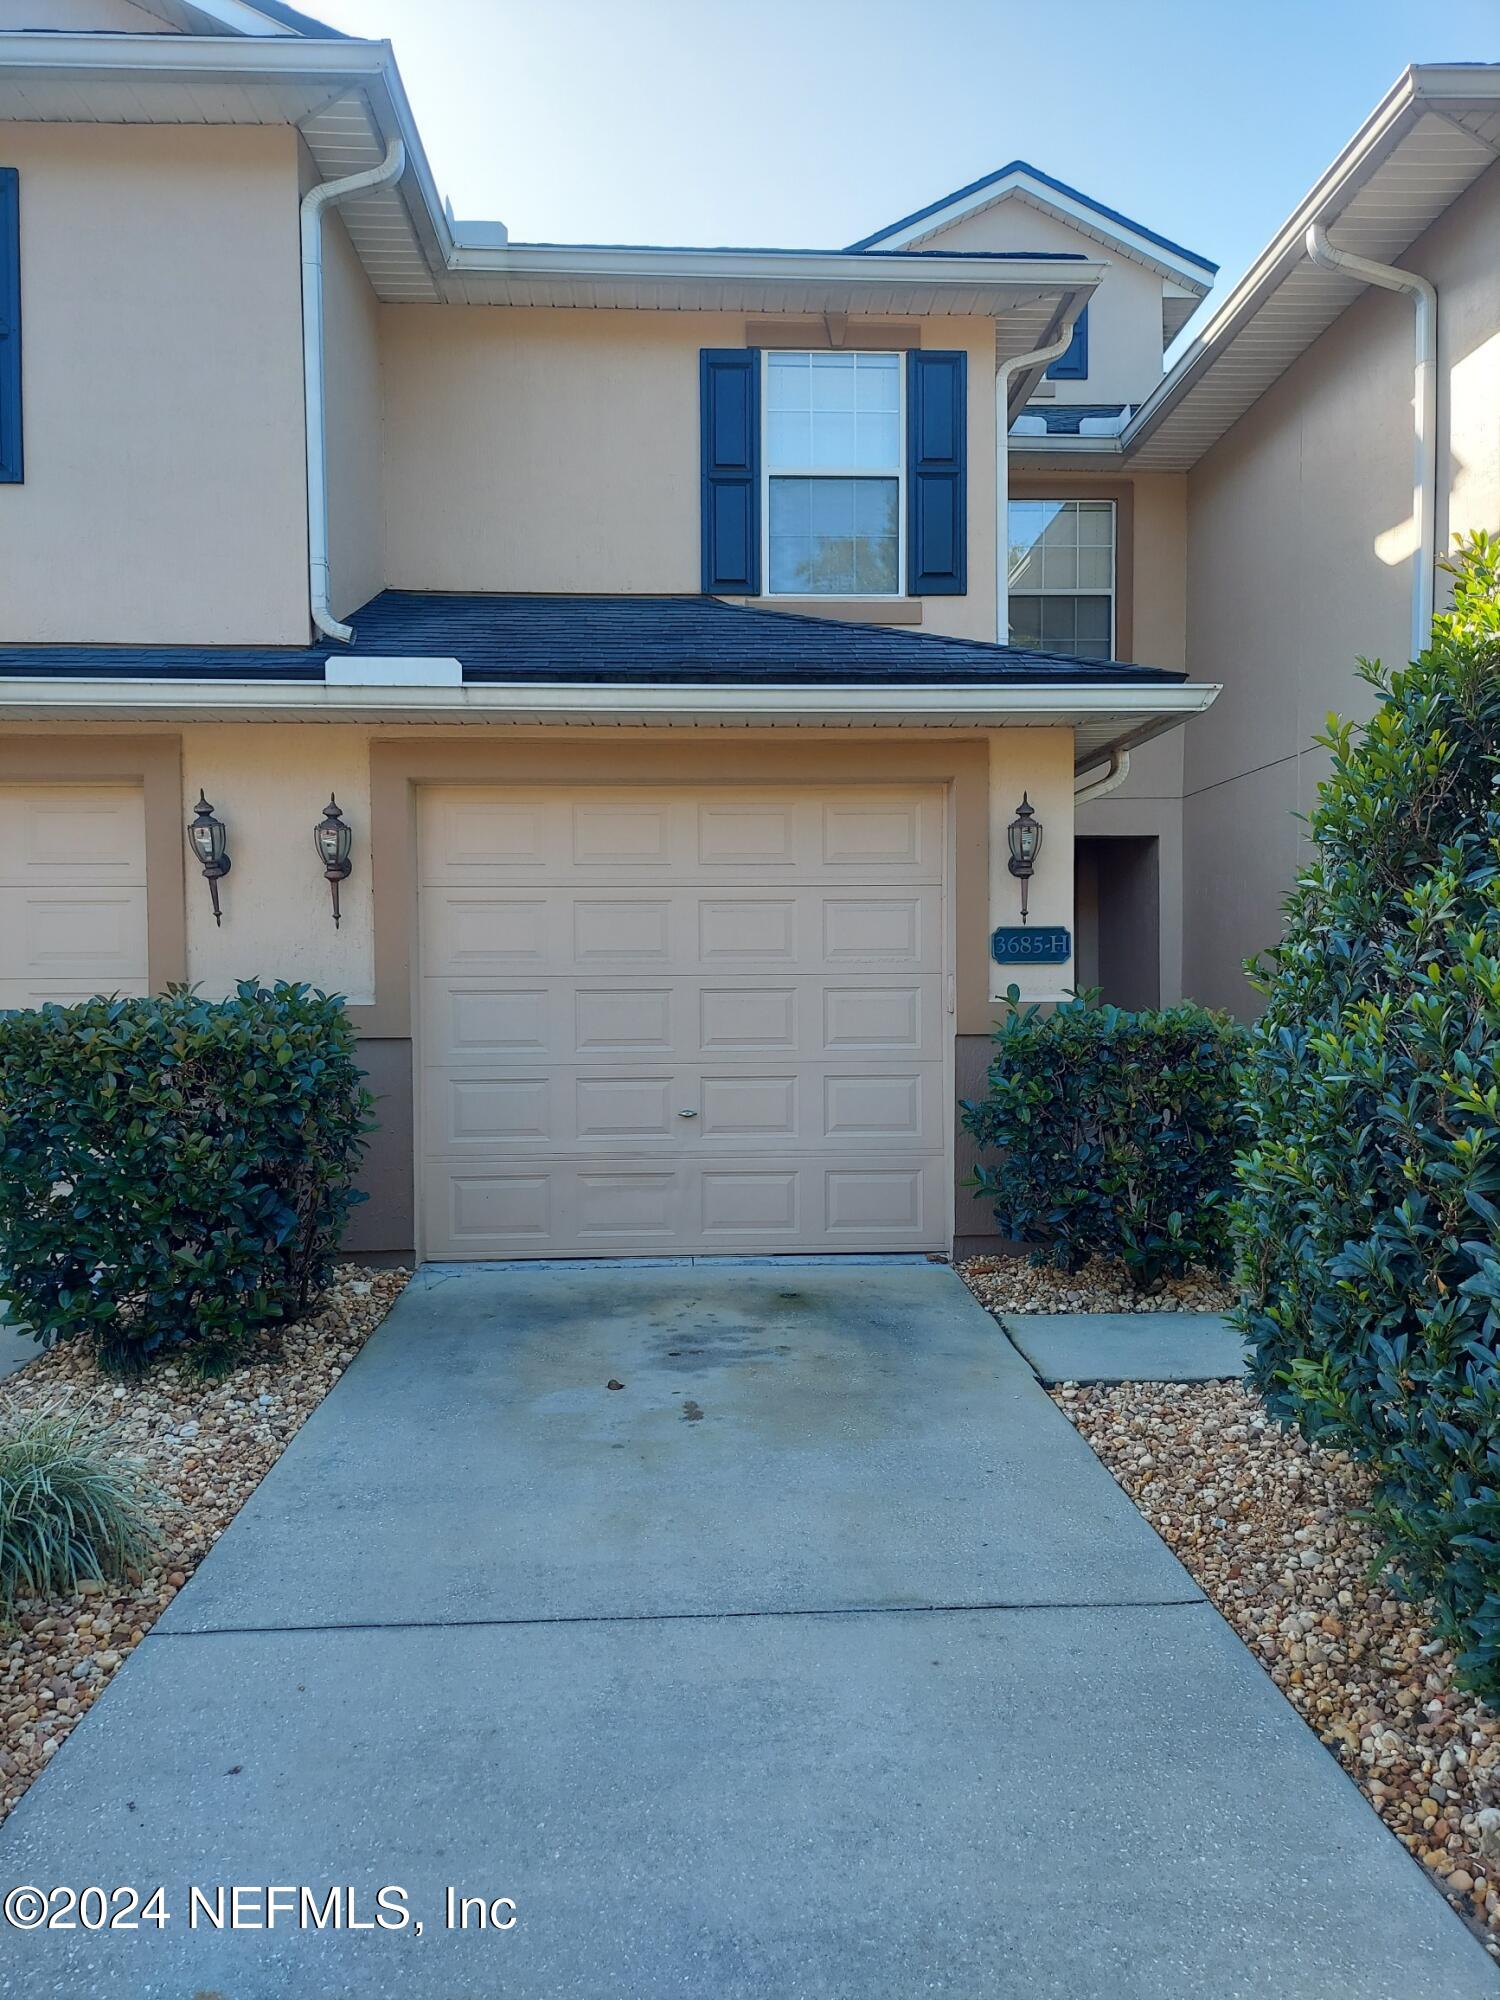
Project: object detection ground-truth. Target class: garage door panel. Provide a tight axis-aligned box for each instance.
[423,975,942,1067]
[428,1154,949,1256]
[419,785,948,1257]
[0,786,147,886]
[425,1063,944,1155]
[0,887,148,982]
[420,891,556,971]
[420,788,943,887]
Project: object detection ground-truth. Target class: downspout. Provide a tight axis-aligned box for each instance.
[301,138,406,644]
[995,303,1087,643]
[1073,746,1131,804]
[1305,222,1437,659]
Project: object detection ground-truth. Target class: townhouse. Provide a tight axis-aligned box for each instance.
[0,2,1496,1265]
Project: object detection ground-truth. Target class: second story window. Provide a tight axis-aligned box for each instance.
[765,350,903,596]
[1007,499,1115,660]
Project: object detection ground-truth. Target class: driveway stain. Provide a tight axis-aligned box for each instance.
[681,1399,704,1422]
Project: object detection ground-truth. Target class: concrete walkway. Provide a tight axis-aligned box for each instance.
[0,1264,1492,1998]
[1005,1308,1249,1384]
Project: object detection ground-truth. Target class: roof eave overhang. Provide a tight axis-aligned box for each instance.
[0,33,1105,320]
[0,679,1218,761]
[1121,64,1500,470]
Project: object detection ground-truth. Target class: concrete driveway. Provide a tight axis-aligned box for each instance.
[1,1262,1494,1998]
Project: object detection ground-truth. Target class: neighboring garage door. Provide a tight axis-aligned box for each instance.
[0,785,149,1009]
[419,785,949,1258]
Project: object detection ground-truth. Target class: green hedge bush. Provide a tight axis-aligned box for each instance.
[0,982,372,1372]
[962,990,1245,1288]
[1235,533,1500,1695]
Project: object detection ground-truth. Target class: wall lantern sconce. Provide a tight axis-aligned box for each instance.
[314,795,354,928]
[1007,793,1043,923]
[186,790,231,927]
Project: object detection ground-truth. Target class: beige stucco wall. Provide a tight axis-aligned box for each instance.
[1182,154,1500,1015]
[987,727,1075,1002]
[0,123,309,644]
[180,723,377,1004]
[379,306,1000,642]
[320,205,385,622]
[917,199,1168,407]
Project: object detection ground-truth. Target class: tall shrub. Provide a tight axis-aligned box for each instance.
[1236,533,1500,1692]
[963,992,1244,1288]
[0,982,372,1371]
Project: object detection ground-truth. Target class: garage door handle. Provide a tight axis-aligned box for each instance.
[677,1108,699,1119]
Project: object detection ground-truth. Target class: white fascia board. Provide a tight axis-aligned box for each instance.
[870,169,1215,290]
[1008,436,1125,458]
[0,30,385,74]
[0,680,1218,728]
[448,241,1108,309]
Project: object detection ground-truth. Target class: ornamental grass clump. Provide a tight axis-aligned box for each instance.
[0,1410,157,1617]
[0,981,372,1374]
[1236,532,1500,1695]
[962,989,1245,1289]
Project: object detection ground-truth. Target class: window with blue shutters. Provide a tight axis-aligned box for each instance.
[0,169,19,484]
[1045,306,1088,382]
[701,343,967,599]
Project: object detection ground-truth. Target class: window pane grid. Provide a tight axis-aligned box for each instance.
[1006,499,1115,660]
[765,351,905,597]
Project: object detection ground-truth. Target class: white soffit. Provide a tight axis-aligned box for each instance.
[1124,73,1500,473]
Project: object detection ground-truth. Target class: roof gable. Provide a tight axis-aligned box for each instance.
[849,161,1216,289]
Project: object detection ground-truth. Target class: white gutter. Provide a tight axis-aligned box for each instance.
[1305,222,1437,658]
[0,678,1219,728]
[995,307,1087,641]
[1074,748,1131,803]
[300,137,406,644]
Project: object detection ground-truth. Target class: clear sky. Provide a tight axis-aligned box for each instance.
[311,0,1500,350]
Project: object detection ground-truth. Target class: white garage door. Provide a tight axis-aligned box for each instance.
[418,785,949,1258]
[0,785,149,1009]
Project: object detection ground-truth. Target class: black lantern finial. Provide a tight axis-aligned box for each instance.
[1006,793,1043,924]
[186,790,231,927]
[314,794,353,928]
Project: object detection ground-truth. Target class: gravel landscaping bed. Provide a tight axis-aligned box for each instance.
[0,1266,407,1829]
[959,1253,1233,1316]
[1059,1379,1500,1957]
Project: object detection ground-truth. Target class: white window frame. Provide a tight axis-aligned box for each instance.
[760,349,907,600]
[1006,497,1116,659]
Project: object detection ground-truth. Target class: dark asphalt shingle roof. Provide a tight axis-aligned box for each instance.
[0,592,1184,687]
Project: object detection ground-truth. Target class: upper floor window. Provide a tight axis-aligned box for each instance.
[764,350,903,596]
[1007,498,1114,660]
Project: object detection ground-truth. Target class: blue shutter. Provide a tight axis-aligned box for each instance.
[907,349,966,596]
[1045,306,1088,381]
[0,169,18,484]
[700,348,759,593]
